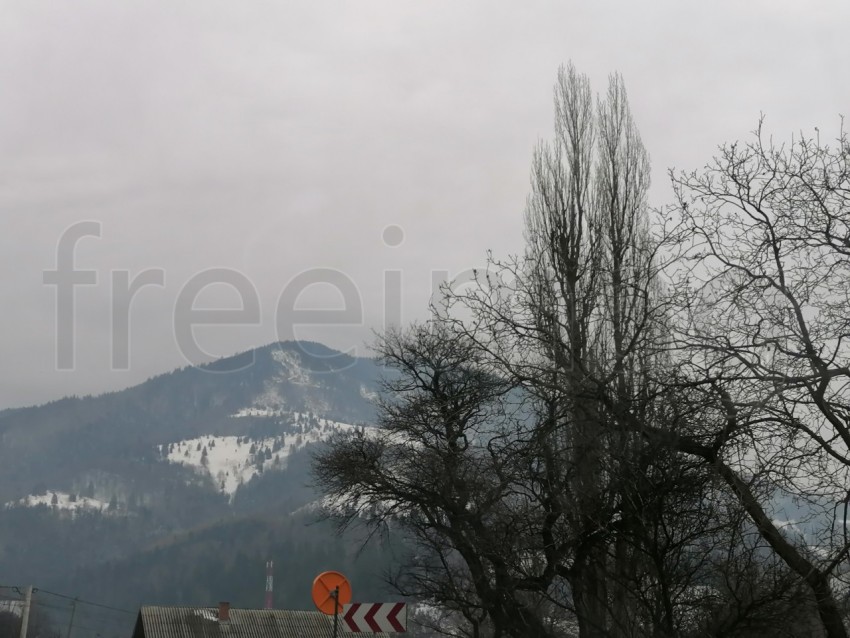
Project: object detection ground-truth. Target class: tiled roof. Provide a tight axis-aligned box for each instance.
[134,606,392,638]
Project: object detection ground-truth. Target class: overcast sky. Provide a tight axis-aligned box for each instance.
[1,0,848,410]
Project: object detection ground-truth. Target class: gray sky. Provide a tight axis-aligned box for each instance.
[1,0,848,410]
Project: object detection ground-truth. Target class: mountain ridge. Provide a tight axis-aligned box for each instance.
[0,341,381,497]
[0,339,377,415]
[0,340,394,619]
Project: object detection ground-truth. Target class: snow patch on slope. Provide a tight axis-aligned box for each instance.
[360,384,379,402]
[272,348,315,386]
[232,407,286,418]
[160,417,375,497]
[162,434,294,496]
[243,348,316,412]
[6,492,111,514]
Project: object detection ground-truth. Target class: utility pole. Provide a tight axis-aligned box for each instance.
[331,586,339,638]
[66,598,78,638]
[18,586,32,638]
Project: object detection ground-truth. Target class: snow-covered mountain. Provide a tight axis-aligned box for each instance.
[0,341,378,499]
[0,341,389,614]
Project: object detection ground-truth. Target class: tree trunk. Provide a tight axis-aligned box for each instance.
[715,459,848,638]
[571,555,609,638]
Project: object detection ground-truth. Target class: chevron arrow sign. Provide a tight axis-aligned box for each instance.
[342,602,407,633]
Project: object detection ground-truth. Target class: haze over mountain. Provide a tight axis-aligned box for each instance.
[0,341,402,632]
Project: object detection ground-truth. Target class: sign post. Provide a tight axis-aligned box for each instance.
[312,572,407,634]
[312,572,352,638]
[332,587,340,638]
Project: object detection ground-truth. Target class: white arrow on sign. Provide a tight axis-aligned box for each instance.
[342,602,407,633]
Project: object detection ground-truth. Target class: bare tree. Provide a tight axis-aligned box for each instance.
[314,67,838,637]
[439,62,672,636]
[440,69,827,635]
[314,324,567,637]
[662,119,850,637]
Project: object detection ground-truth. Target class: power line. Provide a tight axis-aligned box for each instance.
[34,589,134,615]
[0,585,135,616]
[28,599,133,638]
[32,607,129,628]
[0,585,133,638]
[28,599,129,623]
[29,601,71,613]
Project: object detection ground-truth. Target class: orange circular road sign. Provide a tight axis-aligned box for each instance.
[311,571,352,615]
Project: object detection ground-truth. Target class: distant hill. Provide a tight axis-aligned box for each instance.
[0,342,399,627]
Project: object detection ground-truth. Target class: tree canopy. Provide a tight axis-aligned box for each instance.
[314,64,850,638]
